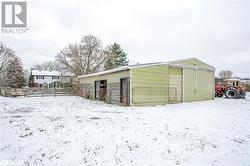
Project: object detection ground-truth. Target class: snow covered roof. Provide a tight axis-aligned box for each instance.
[31,70,59,76]
[77,58,215,79]
[32,70,75,77]
[224,79,241,81]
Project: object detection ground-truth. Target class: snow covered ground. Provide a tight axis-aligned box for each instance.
[0,94,250,166]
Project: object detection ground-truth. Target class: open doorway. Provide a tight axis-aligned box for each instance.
[120,78,130,106]
[95,80,107,101]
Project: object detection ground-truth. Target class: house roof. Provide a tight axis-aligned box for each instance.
[32,70,59,76]
[77,57,215,79]
[31,70,74,77]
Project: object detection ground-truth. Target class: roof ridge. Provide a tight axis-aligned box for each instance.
[77,58,215,79]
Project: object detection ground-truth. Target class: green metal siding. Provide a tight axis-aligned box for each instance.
[206,71,214,100]
[183,69,215,102]
[78,58,214,106]
[169,67,182,103]
[131,63,214,105]
[197,70,207,100]
[183,69,197,102]
[197,70,214,101]
[131,65,169,106]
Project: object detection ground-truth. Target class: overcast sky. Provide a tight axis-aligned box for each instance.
[1,0,250,77]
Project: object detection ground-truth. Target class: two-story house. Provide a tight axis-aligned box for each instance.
[31,70,73,88]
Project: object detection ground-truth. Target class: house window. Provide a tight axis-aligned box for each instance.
[52,76,59,79]
[36,76,44,79]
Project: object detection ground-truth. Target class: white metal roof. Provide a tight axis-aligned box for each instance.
[31,70,59,76]
[224,79,241,81]
[77,58,215,79]
[31,70,74,77]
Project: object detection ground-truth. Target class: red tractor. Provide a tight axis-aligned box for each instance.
[215,79,246,99]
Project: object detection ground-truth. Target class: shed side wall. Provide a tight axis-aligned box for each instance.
[131,65,169,106]
[169,67,182,103]
[78,70,129,105]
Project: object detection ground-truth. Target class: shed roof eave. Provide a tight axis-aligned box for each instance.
[77,66,129,79]
[169,64,215,71]
[77,58,215,79]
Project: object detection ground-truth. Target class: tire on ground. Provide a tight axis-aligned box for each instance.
[225,88,239,99]
[241,91,246,98]
[216,93,223,97]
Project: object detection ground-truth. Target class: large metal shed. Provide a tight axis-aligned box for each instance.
[77,58,215,106]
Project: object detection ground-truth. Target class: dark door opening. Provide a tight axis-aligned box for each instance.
[120,78,130,106]
[94,81,100,100]
[95,80,107,101]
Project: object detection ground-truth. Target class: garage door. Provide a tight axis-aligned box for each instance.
[183,69,197,102]
[183,69,214,102]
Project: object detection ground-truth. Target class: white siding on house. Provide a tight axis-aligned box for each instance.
[31,70,73,87]
[33,76,59,85]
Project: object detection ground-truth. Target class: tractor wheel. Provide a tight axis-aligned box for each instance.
[225,88,239,99]
[240,91,246,99]
[215,92,223,97]
[217,94,223,97]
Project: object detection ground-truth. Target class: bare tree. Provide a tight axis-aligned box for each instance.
[0,42,15,87]
[56,35,106,76]
[32,60,62,71]
[56,43,83,76]
[0,42,14,74]
[219,70,233,79]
